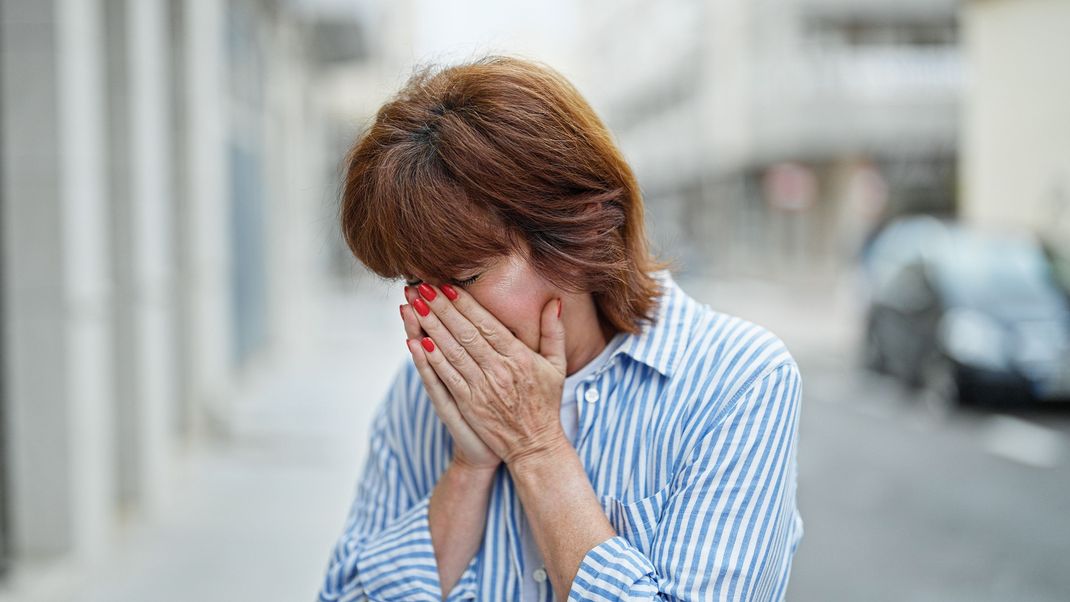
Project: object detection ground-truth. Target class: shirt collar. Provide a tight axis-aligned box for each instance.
[613,270,693,379]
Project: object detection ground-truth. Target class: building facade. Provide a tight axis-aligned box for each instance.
[576,0,961,280]
[0,0,335,585]
[960,0,1070,251]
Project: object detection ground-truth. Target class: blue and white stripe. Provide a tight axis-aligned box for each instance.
[319,270,803,601]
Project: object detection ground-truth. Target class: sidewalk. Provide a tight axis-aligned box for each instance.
[32,285,406,602]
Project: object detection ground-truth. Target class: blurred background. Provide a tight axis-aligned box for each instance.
[1,0,1068,600]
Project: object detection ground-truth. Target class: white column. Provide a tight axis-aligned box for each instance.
[108,0,176,514]
[179,0,232,436]
[1,0,115,558]
[130,0,176,513]
[263,17,316,360]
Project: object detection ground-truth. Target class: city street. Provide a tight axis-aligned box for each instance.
[23,276,1069,602]
[790,352,1070,601]
[691,276,1070,601]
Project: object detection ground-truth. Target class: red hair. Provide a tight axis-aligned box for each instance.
[339,56,670,334]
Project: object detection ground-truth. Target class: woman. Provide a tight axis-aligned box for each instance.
[319,56,803,602]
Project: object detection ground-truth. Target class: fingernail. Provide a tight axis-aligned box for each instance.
[557,299,562,318]
[421,337,435,353]
[417,283,437,301]
[413,298,430,317]
[441,284,459,301]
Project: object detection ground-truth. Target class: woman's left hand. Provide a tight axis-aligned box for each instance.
[406,283,570,468]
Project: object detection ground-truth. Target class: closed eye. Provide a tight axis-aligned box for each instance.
[404,273,481,288]
[453,274,480,287]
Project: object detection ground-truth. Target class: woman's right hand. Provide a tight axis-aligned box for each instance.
[402,286,501,471]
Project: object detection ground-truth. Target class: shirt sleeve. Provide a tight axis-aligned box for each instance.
[318,364,480,602]
[568,362,804,602]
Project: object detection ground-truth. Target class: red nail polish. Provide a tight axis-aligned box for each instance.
[421,337,435,353]
[417,283,437,301]
[557,299,562,318]
[413,298,430,317]
[441,284,459,301]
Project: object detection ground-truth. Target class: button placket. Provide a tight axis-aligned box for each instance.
[534,566,549,602]
[575,379,600,451]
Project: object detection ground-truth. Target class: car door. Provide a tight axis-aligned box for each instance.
[873,260,941,383]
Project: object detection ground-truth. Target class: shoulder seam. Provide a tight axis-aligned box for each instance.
[722,359,799,419]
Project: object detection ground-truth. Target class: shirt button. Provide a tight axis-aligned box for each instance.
[533,568,547,583]
[584,388,599,403]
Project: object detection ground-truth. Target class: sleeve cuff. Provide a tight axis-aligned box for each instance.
[568,536,659,601]
[353,497,441,601]
[445,552,480,601]
[350,497,481,602]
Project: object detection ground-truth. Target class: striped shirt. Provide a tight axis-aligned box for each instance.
[520,329,628,601]
[319,270,804,601]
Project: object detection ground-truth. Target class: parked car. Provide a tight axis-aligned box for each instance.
[862,217,1070,407]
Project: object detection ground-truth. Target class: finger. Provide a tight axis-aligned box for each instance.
[401,303,425,340]
[403,287,428,338]
[411,289,486,384]
[539,297,567,374]
[406,339,470,432]
[414,283,500,367]
[430,283,526,358]
[413,335,473,402]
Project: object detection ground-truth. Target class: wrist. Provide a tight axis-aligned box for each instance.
[506,432,573,476]
[450,455,500,482]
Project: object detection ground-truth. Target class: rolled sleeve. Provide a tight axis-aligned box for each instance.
[322,494,480,602]
[569,536,658,601]
[318,365,481,602]
[349,497,439,600]
[568,362,803,601]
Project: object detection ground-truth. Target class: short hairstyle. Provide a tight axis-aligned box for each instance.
[339,56,670,334]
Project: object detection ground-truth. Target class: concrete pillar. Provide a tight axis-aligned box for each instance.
[178,0,232,435]
[105,0,176,515]
[0,0,115,558]
[263,17,315,361]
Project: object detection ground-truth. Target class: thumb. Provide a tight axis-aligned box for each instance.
[539,297,567,374]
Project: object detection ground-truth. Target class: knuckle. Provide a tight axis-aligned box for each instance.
[488,364,511,384]
[475,320,496,338]
[446,371,466,389]
[444,347,467,365]
[458,328,480,347]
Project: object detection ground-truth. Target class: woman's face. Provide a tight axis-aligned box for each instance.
[413,250,558,352]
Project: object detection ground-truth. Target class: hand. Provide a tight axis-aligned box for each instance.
[404,282,569,468]
[402,286,500,472]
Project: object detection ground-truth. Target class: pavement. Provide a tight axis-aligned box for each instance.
[0,282,406,602]
[9,274,1070,601]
